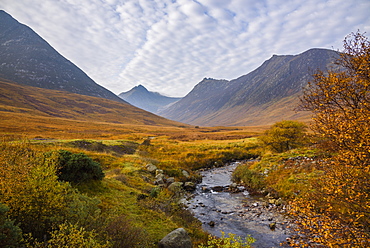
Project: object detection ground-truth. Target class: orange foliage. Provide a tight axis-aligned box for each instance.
[289,32,370,247]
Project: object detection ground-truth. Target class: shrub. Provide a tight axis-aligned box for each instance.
[105,215,149,248]
[232,163,265,193]
[198,232,255,248]
[0,142,102,241]
[46,223,110,248]
[259,120,307,153]
[54,150,104,183]
[0,203,22,248]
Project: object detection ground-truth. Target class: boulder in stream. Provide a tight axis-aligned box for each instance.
[184,182,196,191]
[211,186,225,192]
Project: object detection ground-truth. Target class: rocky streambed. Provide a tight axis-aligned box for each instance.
[183,162,292,248]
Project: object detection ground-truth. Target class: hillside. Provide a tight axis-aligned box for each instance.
[0,79,185,132]
[159,48,340,126]
[0,10,124,103]
[119,85,181,113]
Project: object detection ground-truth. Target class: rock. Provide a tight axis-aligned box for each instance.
[208,221,215,227]
[158,228,192,248]
[168,182,184,192]
[154,179,165,185]
[146,164,157,173]
[275,198,283,206]
[269,222,276,230]
[182,170,190,178]
[154,175,165,185]
[155,173,165,180]
[229,183,238,189]
[238,186,246,191]
[211,186,224,192]
[167,177,175,184]
[156,169,164,176]
[201,186,210,192]
[184,182,196,191]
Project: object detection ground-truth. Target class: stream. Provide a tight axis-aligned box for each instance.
[183,162,291,248]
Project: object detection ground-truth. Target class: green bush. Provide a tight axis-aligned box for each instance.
[0,203,22,248]
[54,150,105,183]
[198,232,255,248]
[44,223,110,248]
[232,164,265,193]
[258,120,307,153]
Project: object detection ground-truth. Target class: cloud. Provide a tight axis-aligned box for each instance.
[1,0,370,97]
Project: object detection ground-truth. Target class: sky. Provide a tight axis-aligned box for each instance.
[1,0,370,97]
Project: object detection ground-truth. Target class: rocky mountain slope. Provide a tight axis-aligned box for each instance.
[119,85,181,113]
[0,10,124,103]
[159,48,340,126]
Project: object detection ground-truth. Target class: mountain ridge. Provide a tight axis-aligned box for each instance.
[0,10,124,103]
[159,48,339,126]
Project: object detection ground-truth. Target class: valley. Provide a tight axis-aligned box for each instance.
[0,8,368,248]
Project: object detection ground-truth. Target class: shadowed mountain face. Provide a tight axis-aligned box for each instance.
[119,85,181,113]
[0,10,124,103]
[159,48,340,126]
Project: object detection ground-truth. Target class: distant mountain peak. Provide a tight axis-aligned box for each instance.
[135,84,147,90]
[119,85,181,114]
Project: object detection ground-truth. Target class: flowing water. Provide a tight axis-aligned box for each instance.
[183,162,291,248]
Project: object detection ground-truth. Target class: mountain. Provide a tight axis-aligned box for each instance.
[0,10,124,103]
[0,78,184,127]
[159,48,340,126]
[119,85,181,113]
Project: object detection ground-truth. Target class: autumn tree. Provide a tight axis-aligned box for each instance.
[289,32,370,247]
[259,120,307,153]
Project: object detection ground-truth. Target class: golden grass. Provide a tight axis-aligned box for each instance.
[189,93,312,126]
[0,79,307,246]
[0,79,183,124]
[0,79,269,141]
[0,109,268,140]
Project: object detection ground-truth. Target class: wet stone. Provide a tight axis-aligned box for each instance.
[182,162,292,248]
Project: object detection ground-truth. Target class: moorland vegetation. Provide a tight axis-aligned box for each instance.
[232,31,370,247]
[0,32,369,247]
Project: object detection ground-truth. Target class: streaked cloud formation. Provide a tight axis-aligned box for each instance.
[1,0,370,96]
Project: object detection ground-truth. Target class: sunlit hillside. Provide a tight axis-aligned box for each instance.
[0,78,268,140]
